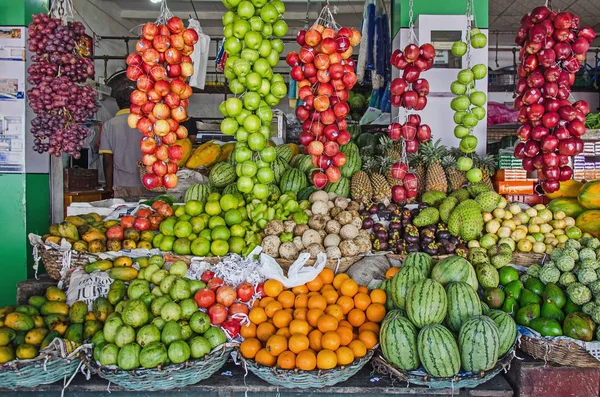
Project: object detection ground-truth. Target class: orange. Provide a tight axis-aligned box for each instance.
[308,329,323,351]
[366,303,386,323]
[322,289,339,305]
[337,296,355,314]
[348,340,367,358]
[306,277,323,292]
[340,279,359,297]
[307,291,319,298]
[288,333,310,354]
[358,285,369,294]
[324,304,344,321]
[336,326,353,346]
[266,335,288,357]
[278,291,295,309]
[240,338,262,359]
[277,350,296,369]
[321,284,335,292]
[293,307,308,321]
[370,289,387,305]
[294,293,309,308]
[321,331,341,351]
[347,308,366,328]
[333,273,350,289]
[317,349,337,370]
[336,346,355,365]
[306,308,324,327]
[317,314,338,333]
[292,284,308,295]
[265,301,283,318]
[319,268,335,284]
[256,322,276,343]
[273,310,293,328]
[264,279,284,297]
[338,320,353,329]
[358,330,378,349]
[385,266,400,279]
[255,348,277,366]
[296,350,317,370]
[289,319,310,336]
[249,307,267,325]
[308,295,327,311]
[359,322,380,335]
[284,307,294,315]
[276,327,291,338]
[353,292,371,311]
[259,297,275,308]
[240,322,257,339]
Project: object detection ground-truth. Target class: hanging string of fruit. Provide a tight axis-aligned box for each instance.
[27,0,97,158]
[287,5,361,189]
[388,0,433,202]
[448,0,488,183]
[512,3,596,193]
[219,0,289,198]
[125,0,199,190]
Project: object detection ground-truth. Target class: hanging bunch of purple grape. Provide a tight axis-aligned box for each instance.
[27,13,97,158]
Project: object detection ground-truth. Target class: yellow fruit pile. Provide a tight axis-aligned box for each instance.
[240,269,386,371]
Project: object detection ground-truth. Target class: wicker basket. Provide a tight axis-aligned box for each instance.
[385,253,452,263]
[37,244,97,282]
[137,162,167,193]
[372,343,516,389]
[518,326,600,368]
[240,349,374,389]
[511,252,545,267]
[89,346,231,391]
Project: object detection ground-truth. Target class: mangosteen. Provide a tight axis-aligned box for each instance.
[406,235,420,244]
[448,236,460,245]
[436,230,451,241]
[359,210,369,217]
[373,223,384,232]
[421,228,435,238]
[407,243,420,253]
[418,202,429,209]
[362,217,374,230]
[441,240,457,254]
[422,225,437,233]
[396,240,407,253]
[379,240,389,251]
[410,208,420,218]
[378,202,386,212]
[423,242,439,256]
[368,204,378,214]
[376,229,388,241]
[389,221,401,232]
[389,230,400,240]
[400,208,412,219]
[421,235,434,245]
[401,219,411,229]
[455,244,468,258]
[387,203,398,212]
[390,213,401,222]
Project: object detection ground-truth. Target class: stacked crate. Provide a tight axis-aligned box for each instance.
[495,150,537,195]
[573,142,600,181]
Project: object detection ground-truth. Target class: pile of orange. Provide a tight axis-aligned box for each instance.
[239,269,387,371]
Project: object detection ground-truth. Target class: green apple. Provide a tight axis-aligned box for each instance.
[273,20,288,38]
[260,146,276,162]
[235,146,252,163]
[256,106,273,123]
[454,125,470,138]
[258,39,272,58]
[266,49,279,67]
[260,4,279,23]
[471,33,487,48]
[243,115,261,133]
[241,48,259,63]
[244,31,263,50]
[462,113,478,128]
[247,132,266,150]
[271,39,284,54]
[224,37,242,55]
[271,81,287,99]
[457,69,475,84]
[233,59,251,77]
[235,108,250,125]
[246,72,262,91]
[472,106,486,120]
[472,64,488,79]
[470,91,487,107]
[223,24,233,39]
[233,20,250,39]
[460,135,478,154]
[451,41,467,56]
[451,95,471,111]
[237,1,255,19]
[222,10,236,25]
[220,117,238,136]
[265,93,279,106]
[225,97,243,117]
[466,167,483,183]
[457,156,473,171]
[229,79,245,94]
[236,127,249,142]
[243,92,261,110]
[249,16,264,32]
[453,111,466,124]
[450,81,466,95]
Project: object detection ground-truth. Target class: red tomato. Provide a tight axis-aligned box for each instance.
[194,289,215,308]
[221,319,241,338]
[207,277,224,291]
[201,270,215,282]
[236,282,255,302]
[216,285,236,307]
[207,303,228,325]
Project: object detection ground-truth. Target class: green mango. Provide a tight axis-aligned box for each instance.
[484,288,505,309]
[563,297,582,315]
[529,317,563,337]
[84,320,103,340]
[68,301,88,324]
[525,277,545,296]
[502,296,519,316]
[27,296,47,309]
[541,301,565,322]
[543,283,566,309]
[107,280,126,305]
[520,289,542,307]
[516,303,540,326]
[504,280,524,300]
[563,312,596,341]
[64,324,83,344]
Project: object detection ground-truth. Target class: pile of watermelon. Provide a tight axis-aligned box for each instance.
[379,253,517,378]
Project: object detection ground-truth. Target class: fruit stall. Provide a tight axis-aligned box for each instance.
[2,0,600,395]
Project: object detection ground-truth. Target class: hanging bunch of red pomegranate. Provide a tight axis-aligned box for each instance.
[287,6,361,188]
[513,5,596,193]
[125,16,199,190]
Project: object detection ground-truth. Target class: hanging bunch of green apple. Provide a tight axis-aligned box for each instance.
[449,28,488,183]
[219,0,288,199]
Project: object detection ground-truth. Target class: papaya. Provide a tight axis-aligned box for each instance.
[40,301,69,316]
[576,210,600,238]
[88,239,107,253]
[546,179,584,199]
[82,229,107,243]
[58,222,79,240]
[578,181,600,209]
[69,301,88,324]
[49,224,60,236]
[72,241,89,252]
[547,198,587,218]
[217,142,235,163]
[88,213,102,222]
[64,216,88,227]
[4,312,34,331]
[45,286,66,302]
[175,138,193,167]
[85,260,114,274]
[185,140,222,169]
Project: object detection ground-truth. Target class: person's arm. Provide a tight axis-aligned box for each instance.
[103,153,114,195]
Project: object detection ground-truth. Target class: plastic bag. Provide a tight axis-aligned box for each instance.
[487,102,519,126]
[187,19,211,90]
[66,268,112,310]
[258,252,327,288]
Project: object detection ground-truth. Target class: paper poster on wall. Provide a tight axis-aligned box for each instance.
[0,116,25,173]
[0,28,25,61]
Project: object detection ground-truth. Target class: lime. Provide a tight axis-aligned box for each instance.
[178,214,192,222]
[204,201,222,216]
[228,236,246,254]
[208,216,226,229]
[174,206,186,217]
[224,209,243,226]
[174,221,193,238]
[184,200,204,216]
[199,229,212,241]
[253,183,269,199]
[212,225,231,241]
[207,193,221,202]
[256,167,274,184]
[230,224,246,238]
[220,194,239,211]
[211,239,229,256]
[190,217,206,233]
[499,266,519,286]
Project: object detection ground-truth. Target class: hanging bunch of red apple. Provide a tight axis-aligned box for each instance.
[287,10,361,189]
[513,5,596,193]
[125,16,199,190]
[390,43,435,110]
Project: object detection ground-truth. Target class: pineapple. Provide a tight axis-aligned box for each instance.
[379,136,403,161]
[476,154,497,190]
[421,140,448,194]
[442,155,467,192]
[409,152,426,198]
[370,172,392,202]
[351,171,373,204]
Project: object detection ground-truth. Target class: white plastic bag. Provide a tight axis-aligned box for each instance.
[258,252,327,288]
[188,19,211,89]
[66,269,112,310]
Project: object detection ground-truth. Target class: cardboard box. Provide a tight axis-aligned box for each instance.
[505,194,549,206]
[495,169,528,182]
[496,180,535,195]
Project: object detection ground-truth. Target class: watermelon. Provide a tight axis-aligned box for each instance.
[445,282,482,332]
[297,155,314,175]
[390,266,426,310]
[222,183,239,196]
[275,145,293,163]
[487,310,517,357]
[298,186,317,201]
[184,184,213,202]
[404,252,434,277]
[290,154,304,168]
[481,301,490,315]
[356,133,377,149]
[325,177,350,197]
[417,324,460,378]
[268,184,281,199]
[340,144,361,178]
[279,168,307,193]
[430,256,479,292]
[379,279,397,312]
[458,316,500,372]
[380,311,420,371]
[270,156,289,184]
[209,162,236,188]
[406,279,447,328]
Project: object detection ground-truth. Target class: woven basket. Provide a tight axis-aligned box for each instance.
[511,252,545,267]
[385,253,452,262]
[240,349,374,389]
[372,343,516,389]
[137,162,167,193]
[38,245,97,282]
[518,326,600,368]
[89,346,231,391]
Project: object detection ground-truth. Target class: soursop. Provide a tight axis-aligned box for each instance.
[591,306,600,325]
[469,247,490,266]
[527,264,542,278]
[559,272,577,287]
[583,302,597,316]
[556,255,575,272]
[449,188,470,202]
[491,253,512,269]
[448,199,484,241]
[475,191,502,212]
[467,182,491,198]
[567,282,592,305]
[581,258,599,270]
[539,266,560,285]
[476,263,499,289]
[579,248,597,261]
[565,240,581,251]
[578,266,598,285]
[498,244,513,256]
[439,197,459,223]
[550,248,564,262]
[586,238,600,249]
[520,274,530,284]
[589,280,600,296]
[413,207,440,227]
[564,248,580,261]
[421,190,447,207]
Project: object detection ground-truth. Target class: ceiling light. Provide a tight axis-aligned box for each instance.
[150,0,161,3]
